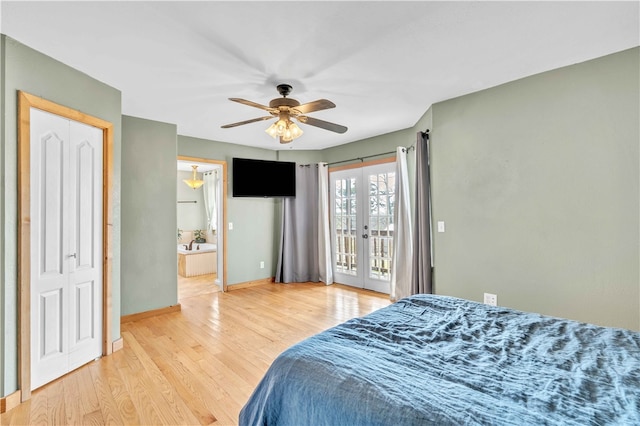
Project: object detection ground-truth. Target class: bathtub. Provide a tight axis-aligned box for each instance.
[177,243,216,254]
[177,243,217,277]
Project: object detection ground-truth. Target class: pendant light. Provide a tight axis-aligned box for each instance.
[183,165,204,190]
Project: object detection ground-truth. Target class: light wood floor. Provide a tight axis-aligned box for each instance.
[1,282,390,425]
[178,273,220,301]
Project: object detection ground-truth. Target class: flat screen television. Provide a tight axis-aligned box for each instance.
[232,157,296,197]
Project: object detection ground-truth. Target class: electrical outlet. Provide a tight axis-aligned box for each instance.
[484,293,497,306]
[260,261,265,269]
[437,221,445,233]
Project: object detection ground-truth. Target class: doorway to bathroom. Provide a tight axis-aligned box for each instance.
[177,156,227,300]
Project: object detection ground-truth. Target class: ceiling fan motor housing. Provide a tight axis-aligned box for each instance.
[276,84,293,97]
[269,98,300,109]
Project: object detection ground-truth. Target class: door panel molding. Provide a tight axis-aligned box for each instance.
[18,91,114,402]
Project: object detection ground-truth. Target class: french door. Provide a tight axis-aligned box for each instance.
[30,108,103,390]
[330,162,396,294]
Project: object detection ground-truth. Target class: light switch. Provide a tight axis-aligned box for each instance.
[437,221,445,233]
[228,222,233,230]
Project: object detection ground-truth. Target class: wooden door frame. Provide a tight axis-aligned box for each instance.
[328,157,396,290]
[17,91,114,402]
[178,155,228,292]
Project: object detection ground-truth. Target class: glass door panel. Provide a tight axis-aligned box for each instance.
[332,173,361,286]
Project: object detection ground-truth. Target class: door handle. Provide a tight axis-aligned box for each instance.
[362,234,368,239]
[67,253,77,259]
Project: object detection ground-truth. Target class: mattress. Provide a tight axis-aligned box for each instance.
[239,294,640,425]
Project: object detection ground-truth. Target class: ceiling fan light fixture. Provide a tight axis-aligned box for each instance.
[282,128,294,142]
[265,122,278,138]
[276,118,288,134]
[288,122,303,139]
[265,117,303,142]
[183,165,205,190]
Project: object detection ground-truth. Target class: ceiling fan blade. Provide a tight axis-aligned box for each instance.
[297,116,348,134]
[291,99,336,115]
[229,98,274,112]
[221,116,273,129]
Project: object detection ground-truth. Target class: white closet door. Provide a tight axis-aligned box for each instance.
[30,108,71,389]
[67,119,103,371]
[30,108,103,390]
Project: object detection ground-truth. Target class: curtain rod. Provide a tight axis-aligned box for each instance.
[299,153,401,167]
[302,129,430,167]
[327,146,417,167]
[327,150,398,166]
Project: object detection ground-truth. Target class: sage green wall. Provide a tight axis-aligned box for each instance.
[0,35,122,396]
[429,47,639,330]
[323,128,417,166]
[121,116,178,315]
[276,150,324,164]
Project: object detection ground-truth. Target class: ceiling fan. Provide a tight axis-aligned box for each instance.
[221,84,347,144]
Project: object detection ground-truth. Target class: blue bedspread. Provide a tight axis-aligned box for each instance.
[239,295,640,425]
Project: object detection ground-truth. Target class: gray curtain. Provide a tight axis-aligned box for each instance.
[411,131,433,294]
[276,164,320,283]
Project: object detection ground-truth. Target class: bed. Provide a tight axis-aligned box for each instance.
[239,294,640,425]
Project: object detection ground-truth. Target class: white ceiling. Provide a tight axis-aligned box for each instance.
[1,1,638,151]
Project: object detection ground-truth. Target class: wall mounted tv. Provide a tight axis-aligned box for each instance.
[232,157,296,197]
